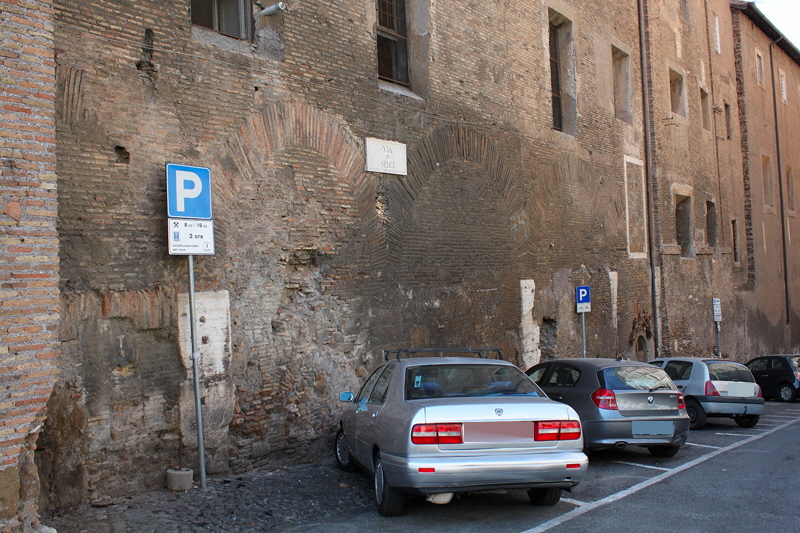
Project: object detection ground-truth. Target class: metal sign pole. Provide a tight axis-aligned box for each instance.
[715,322,721,357]
[187,254,207,489]
[581,312,587,358]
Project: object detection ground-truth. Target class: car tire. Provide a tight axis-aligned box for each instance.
[647,445,681,457]
[686,398,707,430]
[527,488,561,506]
[334,429,359,473]
[778,383,797,402]
[374,455,404,516]
[734,415,759,428]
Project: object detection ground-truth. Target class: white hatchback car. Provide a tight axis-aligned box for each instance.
[649,357,764,429]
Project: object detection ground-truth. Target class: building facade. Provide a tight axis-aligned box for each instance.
[0,0,797,529]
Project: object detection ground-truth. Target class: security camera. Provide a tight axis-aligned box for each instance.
[259,2,286,16]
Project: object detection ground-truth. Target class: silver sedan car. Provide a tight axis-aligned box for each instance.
[335,349,588,516]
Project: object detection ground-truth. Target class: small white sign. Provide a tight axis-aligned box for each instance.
[712,297,722,322]
[365,137,407,175]
[168,218,215,255]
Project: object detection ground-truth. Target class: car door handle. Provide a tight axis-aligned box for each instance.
[551,395,563,401]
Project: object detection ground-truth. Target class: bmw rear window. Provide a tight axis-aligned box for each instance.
[599,366,675,391]
[706,361,754,382]
[789,356,800,370]
[405,364,545,400]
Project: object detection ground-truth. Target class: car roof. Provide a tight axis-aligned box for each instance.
[535,358,655,370]
[651,357,734,363]
[388,357,515,369]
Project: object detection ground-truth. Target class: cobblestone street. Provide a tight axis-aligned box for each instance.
[42,459,375,533]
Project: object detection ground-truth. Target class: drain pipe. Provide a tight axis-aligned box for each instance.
[638,0,660,359]
[769,37,792,324]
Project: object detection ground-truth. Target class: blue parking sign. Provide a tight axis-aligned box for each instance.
[576,286,591,313]
[167,164,212,219]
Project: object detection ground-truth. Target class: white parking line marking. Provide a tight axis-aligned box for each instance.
[684,442,721,449]
[613,461,671,472]
[559,497,586,507]
[715,432,756,437]
[521,418,798,533]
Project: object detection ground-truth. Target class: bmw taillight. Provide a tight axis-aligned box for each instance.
[411,423,463,445]
[677,392,686,410]
[534,420,581,441]
[591,387,618,410]
[704,381,720,396]
[756,384,763,398]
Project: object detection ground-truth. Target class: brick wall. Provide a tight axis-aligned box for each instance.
[0,0,58,530]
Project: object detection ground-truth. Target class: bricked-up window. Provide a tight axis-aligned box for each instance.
[675,194,692,257]
[725,102,733,140]
[780,71,788,102]
[786,166,795,212]
[714,14,721,54]
[731,219,740,263]
[756,52,765,86]
[191,0,253,40]
[706,201,717,246]
[612,46,632,123]
[548,9,575,134]
[700,87,711,131]
[669,69,685,116]
[763,155,775,207]
[377,0,410,86]
[680,0,690,22]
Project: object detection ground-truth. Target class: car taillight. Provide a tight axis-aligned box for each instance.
[534,420,581,441]
[756,384,763,398]
[677,392,686,410]
[794,371,800,381]
[591,387,618,410]
[704,381,720,396]
[411,423,463,445]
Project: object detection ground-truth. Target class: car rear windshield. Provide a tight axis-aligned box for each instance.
[405,364,544,400]
[789,356,800,370]
[599,366,675,391]
[706,361,754,382]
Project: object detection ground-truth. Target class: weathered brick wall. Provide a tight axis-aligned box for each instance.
[0,0,58,530]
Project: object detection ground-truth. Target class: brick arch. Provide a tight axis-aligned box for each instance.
[211,101,385,265]
[389,125,528,262]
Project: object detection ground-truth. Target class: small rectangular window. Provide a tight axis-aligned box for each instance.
[731,219,740,263]
[714,14,721,54]
[670,69,685,116]
[548,9,574,135]
[756,52,765,86]
[377,0,410,86]
[612,46,632,123]
[725,102,733,140]
[786,166,795,212]
[700,87,711,131]
[549,23,563,131]
[763,155,775,207]
[780,72,788,102]
[675,194,692,257]
[191,0,252,40]
[706,201,717,246]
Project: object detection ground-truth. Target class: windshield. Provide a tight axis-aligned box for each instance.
[789,356,800,371]
[405,364,545,400]
[706,361,754,382]
[600,366,675,391]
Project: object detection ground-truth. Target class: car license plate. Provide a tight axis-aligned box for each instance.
[632,421,674,436]
[726,382,754,397]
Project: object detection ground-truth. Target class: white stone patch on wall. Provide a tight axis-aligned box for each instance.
[177,290,231,378]
[520,279,540,369]
[609,271,618,330]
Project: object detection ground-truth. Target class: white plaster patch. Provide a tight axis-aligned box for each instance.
[177,290,231,379]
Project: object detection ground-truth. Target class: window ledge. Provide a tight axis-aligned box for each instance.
[662,244,683,255]
[192,25,254,53]
[378,80,423,100]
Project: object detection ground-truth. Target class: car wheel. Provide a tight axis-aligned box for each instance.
[334,429,359,473]
[647,445,681,457]
[374,455,404,516]
[779,384,797,402]
[734,415,759,428]
[685,398,707,430]
[527,488,561,506]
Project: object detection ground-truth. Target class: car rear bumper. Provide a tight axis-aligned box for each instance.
[380,450,588,494]
[696,395,765,416]
[583,417,690,449]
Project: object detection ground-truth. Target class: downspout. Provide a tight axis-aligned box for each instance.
[638,0,660,359]
[769,37,792,324]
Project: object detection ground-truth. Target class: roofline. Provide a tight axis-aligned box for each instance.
[731,1,800,67]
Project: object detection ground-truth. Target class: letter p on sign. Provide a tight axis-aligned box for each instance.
[167,164,212,219]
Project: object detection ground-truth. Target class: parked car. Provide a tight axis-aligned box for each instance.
[745,354,800,402]
[525,358,689,457]
[649,357,764,429]
[335,348,588,516]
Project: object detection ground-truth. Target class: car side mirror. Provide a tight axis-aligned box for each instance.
[339,392,354,402]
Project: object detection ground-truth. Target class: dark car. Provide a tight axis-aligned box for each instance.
[745,355,800,402]
[526,358,689,457]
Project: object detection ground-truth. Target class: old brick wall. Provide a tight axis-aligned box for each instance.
[0,0,59,531]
